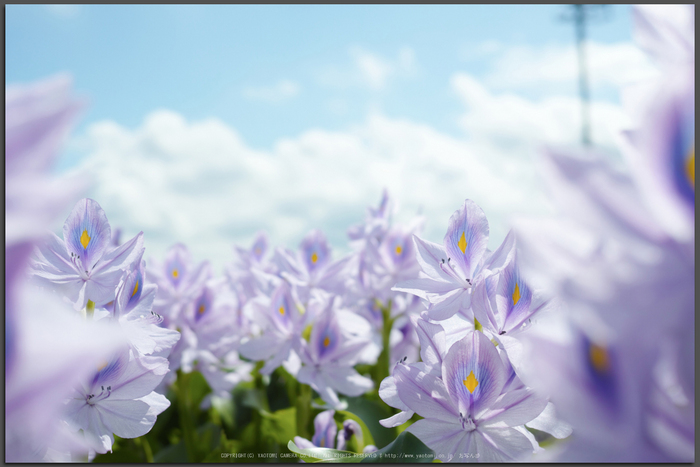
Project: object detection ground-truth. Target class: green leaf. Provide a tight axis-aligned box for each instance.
[152,440,188,463]
[360,431,434,463]
[287,440,363,463]
[260,407,298,446]
[344,397,396,448]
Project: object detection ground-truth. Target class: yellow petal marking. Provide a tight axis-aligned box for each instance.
[395,245,403,255]
[198,304,206,315]
[458,231,467,254]
[172,269,179,278]
[311,252,318,264]
[463,370,479,394]
[323,336,330,347]
[80,229,91,249]
[279,306,285,315]
[97,360,109,372]
[512,283,521,306]
[589,344,609,373]
[132,281,139,297]
[686,145,695,189]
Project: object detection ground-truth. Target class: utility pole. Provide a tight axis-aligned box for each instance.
[561,5,609,148]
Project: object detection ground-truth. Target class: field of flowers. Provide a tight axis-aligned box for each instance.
[5,5,693,463]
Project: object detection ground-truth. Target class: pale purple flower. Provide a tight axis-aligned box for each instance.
[111,258,181,358]
[30,198,144,310]
[64,348,171,454]
[512,8,695,455]
[149,243,211,325]
[393,199,497,321]
[295,297,374,407]
[391,330,547,462]
[274,229,354,304]
[5,282,126,462]
[239,281,308,375]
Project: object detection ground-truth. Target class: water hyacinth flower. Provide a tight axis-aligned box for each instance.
[149,243,212,325]
[64,347,171,454]
[5,282,126,462]
[274,229,354,303]
[394,199,493,321]
[295,296,374,407]
[111,256,181,357]
[30,198,144,310]
[512,6,694,461]
[179,281,254,403]
[239,281,307,375]
[347,188,394,247]
[392,330,547,462]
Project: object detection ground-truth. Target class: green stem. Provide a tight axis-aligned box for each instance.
[375,299,394,387]
[134,437,154,463]
[176,370,197,462]
[296,382,312,439]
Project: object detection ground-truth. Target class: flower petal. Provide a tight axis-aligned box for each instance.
[62,198,111,272]
[443,200,489,280]
[441,331,507,419]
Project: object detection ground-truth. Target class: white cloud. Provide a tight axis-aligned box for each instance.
[484,40,659,92]
[76,70,632,272]
[242,80,300,103]
[451,72,631,148]
[319,46,417,91]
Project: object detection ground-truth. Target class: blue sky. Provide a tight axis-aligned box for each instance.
[6,5,657,269]
[7,5,635,149]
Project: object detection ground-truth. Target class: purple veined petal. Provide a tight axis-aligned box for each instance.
[392,276,456,300]
[106,354,169,401]
[426,288,467,321]
[163,243,190,288]
[268,282,296,333]
[62,198,111,273]
[405,419,466,459]
[193,286,214,323]
[380,227,415,269]
[300,229,331,275]
[479,387,547,427]
[90,347,130,390]
[412,235,454,283]
[311,410,337,448]
[250,231,268,262]
[97,398,155,439]
[91,233,144,278]
[309,304,341,362]
[411,315,446,372]
[126,256,146,310]
[471,276,500,334]
[441,331,507,420]
[443,199,490,281]
[393,363,458,423]
[84,267,123,308]
[472,426,535,462]
[482,229,516,275]
[495,259,533,334]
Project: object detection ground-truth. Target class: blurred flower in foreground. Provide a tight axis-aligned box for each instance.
[514,4,694,462]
